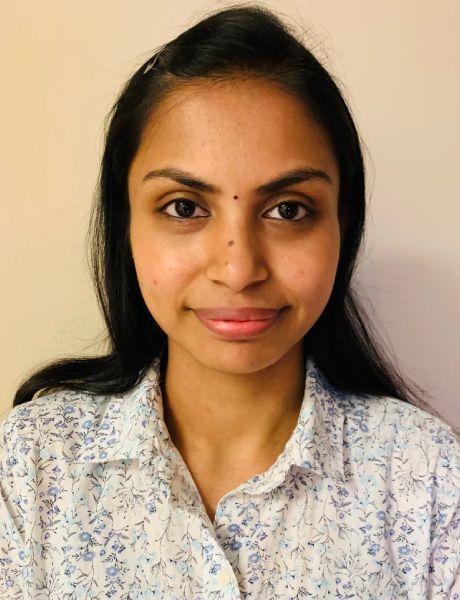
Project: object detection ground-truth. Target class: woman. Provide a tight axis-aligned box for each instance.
[1,5,459,598]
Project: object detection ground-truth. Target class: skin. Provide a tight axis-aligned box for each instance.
[128,78,341,519]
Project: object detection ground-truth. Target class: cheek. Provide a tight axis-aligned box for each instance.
[282,238,340,304]
[131,235,195,306]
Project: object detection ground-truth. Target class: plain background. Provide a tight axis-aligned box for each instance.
[1,0,459,428]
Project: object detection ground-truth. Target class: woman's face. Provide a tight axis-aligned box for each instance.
[128,78,341,375]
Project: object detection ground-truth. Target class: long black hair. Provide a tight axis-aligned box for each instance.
[13,4,430,413]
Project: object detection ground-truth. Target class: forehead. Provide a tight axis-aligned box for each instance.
[130,78,339,185]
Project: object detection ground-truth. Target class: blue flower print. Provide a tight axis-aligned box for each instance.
[1,354,459,598]
[210,563,222,575]
[145,501,156,514]
[65,565,76,576]
[368,543,380,556]
[82,551,94,561]
[230,541,242,551]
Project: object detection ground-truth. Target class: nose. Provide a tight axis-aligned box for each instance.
[205,219,269,292]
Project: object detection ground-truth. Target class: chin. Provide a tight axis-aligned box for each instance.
[188,342,299,375]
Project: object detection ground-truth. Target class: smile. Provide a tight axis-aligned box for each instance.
[193,307,283,339]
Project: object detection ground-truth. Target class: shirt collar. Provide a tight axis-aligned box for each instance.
[287,357,347,482]
[73,355,347,484]
[70,358,166,465]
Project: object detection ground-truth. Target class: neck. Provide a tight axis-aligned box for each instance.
[161,342,306,466]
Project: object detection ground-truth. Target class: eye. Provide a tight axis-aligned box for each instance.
[160,199,209,219]
[264,201,313,221]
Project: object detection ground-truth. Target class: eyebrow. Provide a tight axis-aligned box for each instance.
[142,166,332,195]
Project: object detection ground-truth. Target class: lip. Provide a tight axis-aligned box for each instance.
[194,307,281,320]
[193,307,283,339]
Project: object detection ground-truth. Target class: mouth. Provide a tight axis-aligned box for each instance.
[193,307,284,339]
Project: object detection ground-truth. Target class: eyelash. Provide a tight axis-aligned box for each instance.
[158,198,315,222]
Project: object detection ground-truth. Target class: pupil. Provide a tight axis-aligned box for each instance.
[176,200,195,217]
[279,203,298,219]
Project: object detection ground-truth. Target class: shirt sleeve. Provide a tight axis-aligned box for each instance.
[0,414,29,599]
[428,480,460,597]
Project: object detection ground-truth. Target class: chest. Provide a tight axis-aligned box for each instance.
[23,458,435,599]
[183,459,272,522]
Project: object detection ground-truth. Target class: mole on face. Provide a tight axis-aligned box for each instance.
[228,240,234,247]
[233,195,239,200]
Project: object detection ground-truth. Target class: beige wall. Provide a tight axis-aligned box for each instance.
[1,0,459,427]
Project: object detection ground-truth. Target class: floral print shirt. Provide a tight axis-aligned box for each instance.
[1,356,459,599]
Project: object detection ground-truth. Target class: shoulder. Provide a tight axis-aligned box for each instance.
[0,388,103,462]
[352,392,459,452]
[339,391,460,493]
[0,371,158,465]
[311,360,460,466]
